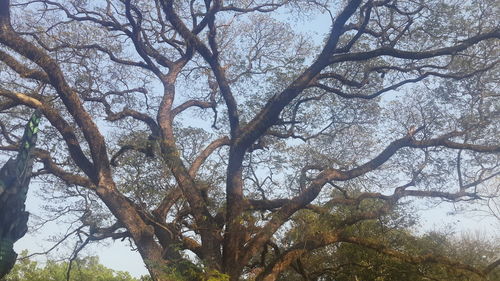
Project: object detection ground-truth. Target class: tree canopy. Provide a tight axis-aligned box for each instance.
[275,209,500,281]
[0,0,499,280]
[3,251,148,281]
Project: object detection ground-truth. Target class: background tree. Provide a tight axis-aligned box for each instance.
[2,251,149,281]
[273,208,500,281]
[0,0,499,280]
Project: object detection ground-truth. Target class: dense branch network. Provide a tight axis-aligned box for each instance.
[0,0,498,280]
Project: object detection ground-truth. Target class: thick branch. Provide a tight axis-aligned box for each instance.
[0,49,49,82]
[0,88,96,178]
[243,132,499,266]
[161,0,239,136]
[106,109,159,136]
[171,99,215,117]
[0,13,111,182]
[234,0,363,154]
[329,29,500,64]
[188,136,229,177]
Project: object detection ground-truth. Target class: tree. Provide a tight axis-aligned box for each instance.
[0,0,499,280]
[274,210,500,281]
[2,251,148,281]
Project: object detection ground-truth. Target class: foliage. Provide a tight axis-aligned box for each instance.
[276,217,500,281]
[2,251,146,281]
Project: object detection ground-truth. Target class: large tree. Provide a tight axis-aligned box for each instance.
[0,0,499,280]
